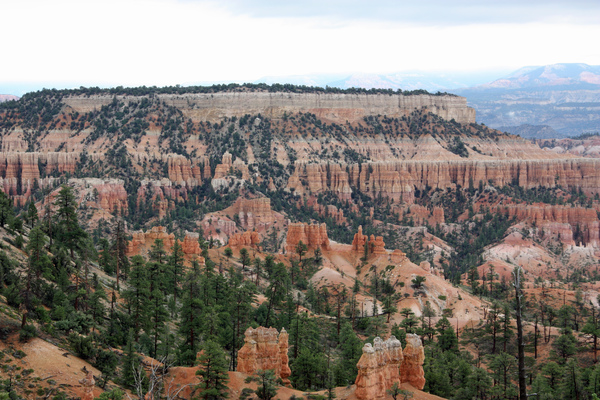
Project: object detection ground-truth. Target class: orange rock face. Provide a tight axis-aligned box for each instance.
[286,158,600,204]
[369,235,386,255]
[355,336,404,400]
[352,225,368,252]
[285,223,331,254]
[399,334,426,390]
[493,203,600,247]
[127,226,205,264]
[229,230,260,248]
[167,155,211,185]
[237,327,291,384]
[352,226,386,256]
[224,197,283,232]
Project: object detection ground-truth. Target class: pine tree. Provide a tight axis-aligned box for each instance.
[168,239,185,302]
[244,369,278,400]
[196,340,229,400]
[334,322,362,386]
[178,262,204,366]
[54,185,87,258]
[122,255,150,339]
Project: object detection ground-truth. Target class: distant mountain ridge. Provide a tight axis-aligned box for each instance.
[452,63,600,137]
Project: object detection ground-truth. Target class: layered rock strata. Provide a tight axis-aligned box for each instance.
[237,326,291,385]
[64,92,476,124]
[287,158,600,204]
[355,336,404,400]
[492,203,600,247]
[285,223,331,253]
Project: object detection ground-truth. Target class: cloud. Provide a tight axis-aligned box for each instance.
[201,0,600,25]
[1,0,600,93]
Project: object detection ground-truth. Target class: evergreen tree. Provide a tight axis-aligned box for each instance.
[334,322,363,386]
[54,185,88,258]
[196,340,229,400]
[168,239,185,302]
[122,255,150,339]
[178,261,204,365]
[26,201,39,228]
[244,369,278,400]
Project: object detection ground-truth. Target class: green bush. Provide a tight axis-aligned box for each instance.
[19,325,37,342]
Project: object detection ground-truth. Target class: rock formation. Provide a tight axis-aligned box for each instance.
[391,249,407,263]
[352,225,368,252]
[167,154,211,185]
[369,235,386,255]
[278,328,292,386]
[399,334,426,390]
[127,227,204,263]
[78,370,95,400]
[224,197,283,231]
[351,226,386,256]
[492,203,600,247]
[286,158,600,204]
[285,223,331,253]
[211,151,250,190]
[64,92,475,124]
[229,230,261,248]
[355,336,404,400]
[237,327,291,385]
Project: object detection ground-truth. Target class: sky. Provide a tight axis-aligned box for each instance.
[2,0,600,95]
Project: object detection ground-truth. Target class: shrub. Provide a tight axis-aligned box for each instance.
[19,325,37,342]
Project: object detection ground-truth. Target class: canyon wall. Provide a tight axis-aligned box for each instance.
[287,158,600,203]
[63,92,476,124]
[493,203,600,247]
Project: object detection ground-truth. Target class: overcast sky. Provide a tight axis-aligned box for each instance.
[2,0,599,95]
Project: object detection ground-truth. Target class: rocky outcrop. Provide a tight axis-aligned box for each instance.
[352,226,386,256]
[78,370,95,400]
[224,197,283,231]
[127,226,204,260]
[287,158,600,204]
[369,234,386,255]
[211,151,250,190]
[286,162,353,200]
[355,336,404,400]
[167,155,211,185]
[237,327,291,385]
[492,203,600,247]
[229,230,261,248]
[70,92,474,124]
[285,223,331,253]
[406,205,445,226]
[399,334,426,390]
[182,232,202,256]
[278,328,292,386]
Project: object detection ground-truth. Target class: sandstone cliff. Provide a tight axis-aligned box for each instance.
[490,203,600,247]
[63,92,476,124]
